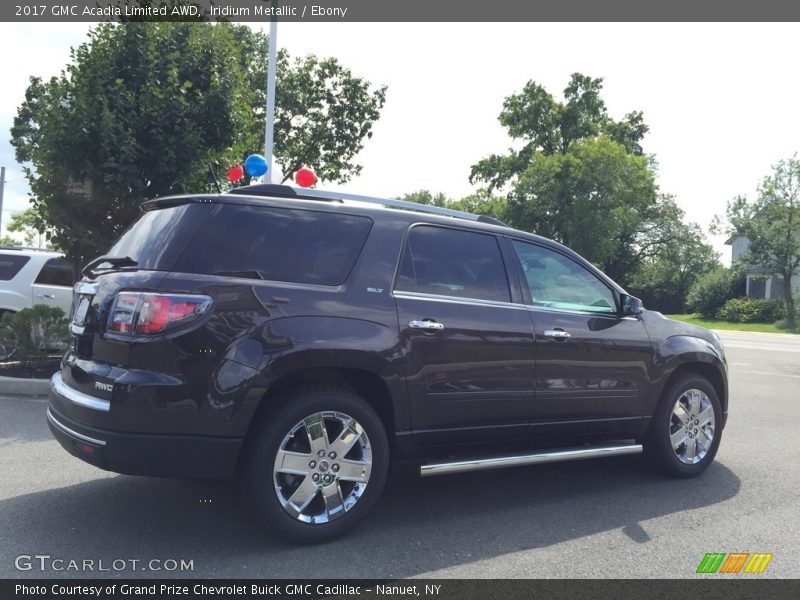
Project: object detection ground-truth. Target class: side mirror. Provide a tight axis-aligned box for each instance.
[620,294,644,316]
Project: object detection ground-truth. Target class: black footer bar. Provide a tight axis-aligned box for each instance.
[5,579,800,600]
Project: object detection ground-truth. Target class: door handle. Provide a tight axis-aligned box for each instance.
[409,319,445,332]
[543,329,571,340]
[36,294,55,299]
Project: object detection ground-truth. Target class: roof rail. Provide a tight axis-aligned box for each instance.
[227,184,509,227]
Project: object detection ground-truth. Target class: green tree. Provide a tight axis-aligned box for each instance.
[469,74,657,282]
[507,136,656,281]
[470,73,648,190]
[11,22,386,276]
[715,157,800,329]
[450,189,510,222]
[4,208,51,247]
[400,190,449,207]
[686,268,742,319]
[628,196,720,312]
[400,189,510,222]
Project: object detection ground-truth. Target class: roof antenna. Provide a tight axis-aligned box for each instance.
[207,162,222,193]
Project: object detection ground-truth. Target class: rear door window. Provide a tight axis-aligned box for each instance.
[0,254,31,281]
[34,257,74,287]
[395,225,511,303]
[173,204,373,286]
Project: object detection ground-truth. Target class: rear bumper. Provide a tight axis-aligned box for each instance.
[47,385,243,480]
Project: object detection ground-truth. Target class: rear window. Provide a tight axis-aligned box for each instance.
[107,203,212,270]
[0,253,31,281]
[173,204,372,286]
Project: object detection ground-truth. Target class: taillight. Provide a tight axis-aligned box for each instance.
[108,293,140,333]
[107,293,212,335]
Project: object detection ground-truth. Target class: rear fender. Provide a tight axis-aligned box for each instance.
[228,316,408,434]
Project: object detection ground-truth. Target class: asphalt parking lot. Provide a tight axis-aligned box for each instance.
[1,329,798,579]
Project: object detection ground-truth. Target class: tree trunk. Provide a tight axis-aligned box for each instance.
[784,272,797,330]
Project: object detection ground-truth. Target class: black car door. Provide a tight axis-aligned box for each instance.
[394,225,536,445]
[508,239,653,438]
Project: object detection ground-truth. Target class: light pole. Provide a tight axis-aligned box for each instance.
[264,16,278,183]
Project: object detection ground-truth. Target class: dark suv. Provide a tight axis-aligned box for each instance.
[48,185,728,542]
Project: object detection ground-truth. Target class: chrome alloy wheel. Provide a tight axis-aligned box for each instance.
[273,411,372,524]
[669,388,715,465]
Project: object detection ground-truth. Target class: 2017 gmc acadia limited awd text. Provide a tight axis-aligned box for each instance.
[48,184,728,542]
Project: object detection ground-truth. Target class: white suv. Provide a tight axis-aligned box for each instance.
[0,247,74,317]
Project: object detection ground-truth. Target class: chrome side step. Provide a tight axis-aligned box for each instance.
[419,443,642,477]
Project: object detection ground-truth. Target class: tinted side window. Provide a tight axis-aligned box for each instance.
[512,241,616,314]
[34,258,74,287]
[396,226,510,303]
[0,254,31,281]
[174,204,372,286]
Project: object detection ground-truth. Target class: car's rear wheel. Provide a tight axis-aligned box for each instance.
[243,386,389,543]
[644,373,722,477]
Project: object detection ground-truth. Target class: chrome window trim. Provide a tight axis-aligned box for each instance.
[50,373,111,412]
[47,408,107,447]
[393,288,635,319]
[392,290,527,310]
[525,304,621,319]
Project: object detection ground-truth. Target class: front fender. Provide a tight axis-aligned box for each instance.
[650,334,728,417]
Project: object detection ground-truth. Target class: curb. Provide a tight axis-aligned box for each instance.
[0,376,50,396]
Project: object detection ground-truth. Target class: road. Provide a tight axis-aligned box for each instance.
[1,330,798,579]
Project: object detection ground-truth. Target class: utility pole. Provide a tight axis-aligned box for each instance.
[0,166,6,236]
[264,15,278,183]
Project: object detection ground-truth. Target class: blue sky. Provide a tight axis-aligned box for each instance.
[2,22,800,263]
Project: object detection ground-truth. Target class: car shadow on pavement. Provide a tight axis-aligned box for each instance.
[1,454,740,579]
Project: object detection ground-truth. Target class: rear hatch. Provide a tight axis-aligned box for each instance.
[62,201,213,398]
[61,193,374,408]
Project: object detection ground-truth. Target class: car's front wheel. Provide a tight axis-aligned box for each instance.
[243,386,389,543]
[644,373,722,477]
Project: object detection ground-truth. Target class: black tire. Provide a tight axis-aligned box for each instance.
[644,373,722,478]
[242,386,389,543]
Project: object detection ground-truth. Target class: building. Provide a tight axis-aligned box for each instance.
[726,235,800,299]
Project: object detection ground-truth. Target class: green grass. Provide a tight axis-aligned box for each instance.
[665,314,798,334]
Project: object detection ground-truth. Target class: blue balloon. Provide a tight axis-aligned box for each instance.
[244,154,268,177]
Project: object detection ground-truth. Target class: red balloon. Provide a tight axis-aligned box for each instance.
[295,167,317,188]
[227,164,244,183]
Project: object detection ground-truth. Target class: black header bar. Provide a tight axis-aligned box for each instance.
[3,0,800,23]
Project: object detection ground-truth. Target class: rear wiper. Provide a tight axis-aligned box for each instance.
[82,256,138,277]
